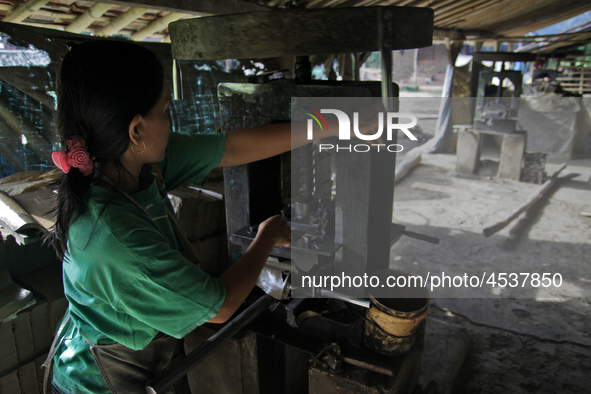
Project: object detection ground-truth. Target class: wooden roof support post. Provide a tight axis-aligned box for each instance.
[2,0,50,23]
[65,3,113,34]
[473,41,483,53]
[444,37,463,65]
[130,12,185,41]
[96,7,147,37]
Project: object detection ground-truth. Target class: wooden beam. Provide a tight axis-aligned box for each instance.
[95,7,147,36]
[2,0,50,23]
[170,7,434,60]
[21,21,65,30]
[65,3,112,34]
[98,0,269,15]
[130,11,185,41]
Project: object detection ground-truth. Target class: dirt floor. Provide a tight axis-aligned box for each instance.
[389,151,591,393]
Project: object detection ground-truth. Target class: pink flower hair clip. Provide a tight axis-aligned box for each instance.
[51,136,94,176]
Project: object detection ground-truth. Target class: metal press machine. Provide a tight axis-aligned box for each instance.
[148,7,437,394]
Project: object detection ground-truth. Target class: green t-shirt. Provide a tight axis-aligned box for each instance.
[52,132,227,394]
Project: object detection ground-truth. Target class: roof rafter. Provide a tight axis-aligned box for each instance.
[95,6,147,36]
[2,0,51,23]
[97,0,269,15]
[64,3,112,34]
[130,11,186,41]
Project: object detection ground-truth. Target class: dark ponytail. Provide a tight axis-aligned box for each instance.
[47,40,164,259]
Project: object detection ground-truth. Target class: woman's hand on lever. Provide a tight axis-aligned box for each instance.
[208,215,290,323]
[258,214,291,247]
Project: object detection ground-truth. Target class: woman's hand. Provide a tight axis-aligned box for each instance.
[210,214,290,324]
[257,214,291,247]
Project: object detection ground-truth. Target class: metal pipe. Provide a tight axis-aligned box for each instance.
[378,8,394,106]
[172,59,183,100]
[146,295,276,393]
[351,53,360,81]
[343,357,394,377]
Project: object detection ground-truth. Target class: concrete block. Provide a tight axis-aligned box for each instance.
[455,128,481,174]
[419,317,470,394]
[497,132,525,180]
[184,326,259,394]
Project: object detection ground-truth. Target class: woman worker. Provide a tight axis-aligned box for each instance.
[44,40,305,393]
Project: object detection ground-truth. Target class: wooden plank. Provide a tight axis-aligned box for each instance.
[98,0,268,15]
